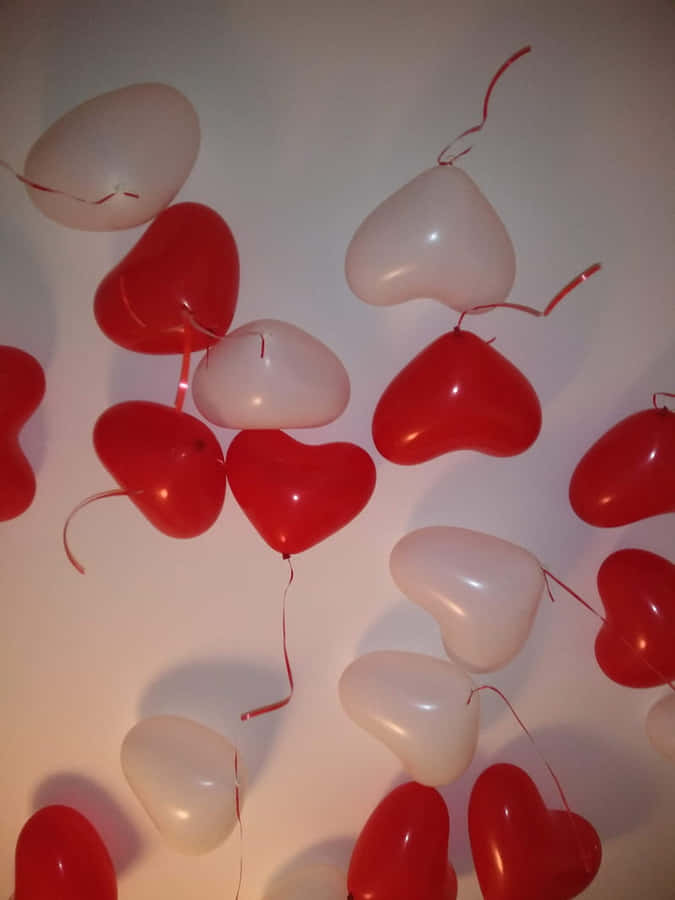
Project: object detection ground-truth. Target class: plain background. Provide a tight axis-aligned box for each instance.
[1,1,674,897]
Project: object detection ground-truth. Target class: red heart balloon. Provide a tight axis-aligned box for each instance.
[569,407,675,526]
[595,548,675,687]
[372,329,541,464]
[348,782,455,900]
[93,401,226,537]
[0,345,45,520]
[469,763,601,900]
[225,430,376,555]
[94,202,239,354]
[15,805,117,900]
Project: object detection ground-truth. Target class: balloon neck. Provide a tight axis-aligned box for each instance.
[282,552,291,560]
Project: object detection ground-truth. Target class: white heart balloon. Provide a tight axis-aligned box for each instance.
[191,318,350,429]
[23,83,200,230]
[338,650,479,786]
[345,165,515,313]
[390,526,543,673]
[263,864,347,900]
[120,715,242,855]
[646,694,675,762]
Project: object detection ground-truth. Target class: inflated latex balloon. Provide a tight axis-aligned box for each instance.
[0,345,45,520]
[469,764,601,900]
[93,401,226,538]
[569,403,675,526]
[94,202,239,354]
[14,805,117,900]
[226,429,376,555]
[346,164,515,314]
[594,549,675,687]
[390,526,544,672]
[22,83,200,230]
[121,715,242,855]
[646,694,675,762]
[348,782,454,900]
[373,328,541,464]
[192,319,350,429]
[263,864,346,900]
[339,650,479,786]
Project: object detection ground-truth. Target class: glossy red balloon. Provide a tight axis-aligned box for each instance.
[469,764,601,900]
[0,345,45,520]
[348,782,455,900]
[93,401,226,537]
[15,805,117,900]
[595,548,675,687]
[225,429,376,555]
[94,202,239,354]
[569,407,675,526]
[372,329,541,464]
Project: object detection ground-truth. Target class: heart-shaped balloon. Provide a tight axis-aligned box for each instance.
[372,329,541,464]
[0,345,45,520]
[594,548,675,687]
[121,715,242,855]
[93,401,226,538]
[339,650,479,786]
[225,429,376,555]
[348,782,455,900]
[94,202,239,353]
[345,165,515,313]
[192,319,350,429]
[15,805,117,900]
[263,864,347,900]
[569,407,675,526]
[23,83,200,231]
[469,763,602,900]
[646,694,675,762]
[390,527,544,672]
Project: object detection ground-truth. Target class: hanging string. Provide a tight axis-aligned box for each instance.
[652,392,675,410]
[181,302,266,358]
[467,684,593,873]
[240,555,295,720]
[233,750,244,900]
[437,45,532,166]
[63,488,137,574]
[174,312,193,413]
[455,262,601,330]
[1,159,139,204]
[541,569,675,692]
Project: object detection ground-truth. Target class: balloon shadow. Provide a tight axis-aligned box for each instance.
[263,837,352,894]
[32,772,144,876]
[137,656,286,790]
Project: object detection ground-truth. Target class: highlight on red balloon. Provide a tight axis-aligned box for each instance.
[569,394,675,527]
[0,345,46,521]
[94,202,239,354]
[468,763,601,900]
[63,401,227,573]
[348,781,454,900]
[14,805,117,900]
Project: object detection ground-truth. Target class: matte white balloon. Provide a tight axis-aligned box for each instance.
[345,165,515,313]
[390,526,543,673]
[263,864,347,900]
[339,650,479,786]
[192,318,350,429]
[121,715,242,855]
[23,83,200,230]
[646,694,675,762]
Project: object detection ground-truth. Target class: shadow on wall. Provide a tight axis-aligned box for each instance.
[32,772,144,876]
[137,655,287,789]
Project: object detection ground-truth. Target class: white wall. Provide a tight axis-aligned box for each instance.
[1,1,674,897]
